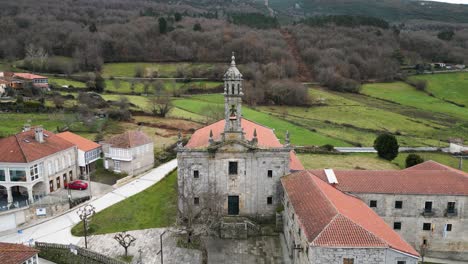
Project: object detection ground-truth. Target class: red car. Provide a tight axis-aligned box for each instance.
[65,180,89,190]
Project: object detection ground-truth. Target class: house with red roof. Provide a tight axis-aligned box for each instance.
[0,242,40,264]
[13,73,49,90]
[177,54,304,219]
[282,170,419,264]
[0,125,78,231]
[57,131,101,178]
[293,160,468,262]
[101,131,154,176]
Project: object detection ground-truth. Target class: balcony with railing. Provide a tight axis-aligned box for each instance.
[422,208,436,217]
[445,208,458,217]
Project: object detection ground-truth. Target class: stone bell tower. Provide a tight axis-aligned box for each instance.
[223,52,243,136]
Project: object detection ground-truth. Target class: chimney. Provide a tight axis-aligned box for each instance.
[35,126,44,143]
[23,124,31,132]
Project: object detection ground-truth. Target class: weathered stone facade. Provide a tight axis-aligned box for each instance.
[282,191,418,264]
[355,193,468,261]
[177,55,291,219]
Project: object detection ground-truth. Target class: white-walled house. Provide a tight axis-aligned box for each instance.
[0,126,78,210]
[57,131,101,178]
[101,131,154,176]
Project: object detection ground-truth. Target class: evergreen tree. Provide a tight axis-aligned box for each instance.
[159,17,167,34]
[374,134,399,161]
[193,23,202,31]
[174,12,182,22]
[405,154,424,168]
[94,72,106,93]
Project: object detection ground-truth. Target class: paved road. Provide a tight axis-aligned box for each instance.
[0,160,177,245]
[334,147,444,153]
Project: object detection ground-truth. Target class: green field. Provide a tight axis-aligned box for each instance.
[410,72,468,107]
[102,62,219,78]
[361,82,468,120]
[48,77,86,88]
[104,79,221,94]
[71,170,177,236]
[299,152,467,172]
[298,153,399,170]
[173,94,350,146]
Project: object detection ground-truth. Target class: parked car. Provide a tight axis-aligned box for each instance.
[65,180,88,190]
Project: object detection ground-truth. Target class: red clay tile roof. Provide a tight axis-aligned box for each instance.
[57,131,100,152]
[13,73,47,80]
[281,171,419,256]
[0,129,76,163]
[405,160,468,177]
[309,163,468,195]
[104,131,152,149]
[0,242,39,264]
[185,118,304,171]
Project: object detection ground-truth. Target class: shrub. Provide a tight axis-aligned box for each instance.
[374,133,399,161]
[405,79,427,91]
[405,154,424,168]
[321,144,335,152]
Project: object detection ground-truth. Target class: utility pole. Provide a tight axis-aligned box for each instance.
[156,230,166,264]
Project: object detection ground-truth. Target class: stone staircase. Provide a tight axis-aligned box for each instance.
[220,216,262,239]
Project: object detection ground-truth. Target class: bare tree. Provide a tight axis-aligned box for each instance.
[114,232,136,257]
[177,179,223,245]
[148,95,173,117]
[52,95,65,109]
[113,79,121,91]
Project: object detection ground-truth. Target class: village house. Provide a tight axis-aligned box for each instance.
[177,54,303,220]
[0,242,40,264]
[102,131,154,176]
[0,72,49,90]
[282,170,420,264]
[0,126,78,211]
[57,131,101,179]
[306,161,468,261]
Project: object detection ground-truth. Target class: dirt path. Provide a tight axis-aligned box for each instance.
[280,29,313,82]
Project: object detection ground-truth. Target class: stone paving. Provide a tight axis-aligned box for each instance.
[78,228,202,264]
[205,235,284,264]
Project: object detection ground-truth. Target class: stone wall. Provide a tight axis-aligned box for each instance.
[178,144,290,219]
[354,192,468,261]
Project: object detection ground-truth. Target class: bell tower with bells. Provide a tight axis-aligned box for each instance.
[223,52,244,140]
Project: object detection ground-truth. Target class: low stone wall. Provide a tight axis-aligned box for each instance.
[35,242,126,264]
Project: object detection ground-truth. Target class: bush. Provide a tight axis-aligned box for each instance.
[374,133,399,161]
[321,144,335,152]
[405,154,424,168]
[405,79,427,91]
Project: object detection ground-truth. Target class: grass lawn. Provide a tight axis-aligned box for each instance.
[0,113,78,137]
[48,77,86,88]
[91,159,128,185]
[173,94,350,146]
[361,82,468,121]
[71,170,178,236]
[411,72,468,107]
[298,153,399,170]
[104,80,221,94]
[102,62,218,78]
[393,152,467,172]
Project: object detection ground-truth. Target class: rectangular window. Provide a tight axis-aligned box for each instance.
[425,201,432,212]
[267,196,273,205]
[423,223,431,231]
[0,169,5,181]
[267,170,273,178]
[446,224,452,232]
[194,197,199,205]
[393,222,402,230]
[397,261,406,264]
[370,200,377,208]
[343,258,354,264]
[447,202,456,213]
[229,161,238,175]
[395,201,403,209]
[114,160,121,172]
[193,170,199,179]
[29,164,40,181]
[10,168,27,182]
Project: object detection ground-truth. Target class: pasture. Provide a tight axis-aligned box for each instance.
[102,62,219,78]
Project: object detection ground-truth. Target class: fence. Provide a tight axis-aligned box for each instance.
[35,242,126,264]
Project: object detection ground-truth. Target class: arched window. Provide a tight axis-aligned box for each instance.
[231,84,235,94]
